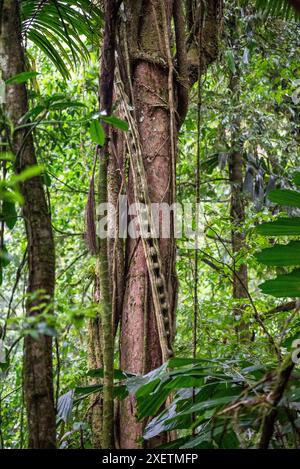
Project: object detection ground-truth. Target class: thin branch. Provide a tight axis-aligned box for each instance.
[258,354,295,449]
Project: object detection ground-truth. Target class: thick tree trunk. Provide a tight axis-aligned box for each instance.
[0,0,56,448]
[118,0,176,449]
[115,0,222,448]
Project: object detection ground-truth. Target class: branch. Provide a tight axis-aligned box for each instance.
[258,354,295,449]
[186,0,223,85]
[174,0,189,127]
[264,301,297,320]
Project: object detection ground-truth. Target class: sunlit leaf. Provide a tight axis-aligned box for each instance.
[2,200,18,229]
[256,218,300,236]
[89,120,105,146]
[259,269,300,297]
[5,71,39,85]
[268,189,300,209]
[101,115,129,131]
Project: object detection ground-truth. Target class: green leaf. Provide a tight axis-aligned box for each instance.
[101,115,129,131]
[0,151,15,162]
[0,245,11,267]
[87,368,134,380]
[2,200,17,229]
[74,383,127,400]
[256,241,300,266]
[256,218,300,236]
[49,99,86,111]
[57,390,74,423]
[255,0,297,20]
[201,154,219,173]
[293,171,300,186]
[75,384,102,396]
[268,189,300,208]
[168,358,210,368]
[2,189,24,205]
[177,395,237,417]
[137,387,171,420]
[126,363,168,395]
[42,172,52,187]
[10,165,44,183]
[89,120,105,146]
[0,245,11,286]
[259,269,300,297]
[21,0,103,78]
[5,71,39,85]
[225,50,236,74]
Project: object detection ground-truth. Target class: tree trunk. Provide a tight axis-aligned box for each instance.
[87,316,103,449]
[108,129,125,338]
[229,72,249,338]
[114,0,223,448]
[97,0,119,449]
[0,0,56,448]
[118,0,176,448]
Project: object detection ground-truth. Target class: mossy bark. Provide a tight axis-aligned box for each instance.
[228,19,249,339]
[87,313,103,449]
[97,0,118,449]
[0,0,56,448]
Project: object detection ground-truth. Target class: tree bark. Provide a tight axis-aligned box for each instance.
[116,0,223,448]
[229,142,249,335]
[118,0,176,448]
[108,129,125,337]
[87,316,104,449]
[97,0,119,449]
[228,30,249,339]
[0,0,56,448]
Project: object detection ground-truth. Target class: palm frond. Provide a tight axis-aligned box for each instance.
[21,0,103,78]
[256,0,300,20]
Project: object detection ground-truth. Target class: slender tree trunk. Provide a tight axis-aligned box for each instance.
[108,129,125,337]
[87,266,103,449]
[97,0,119,449]
[229,72,249,338]
[0,0,56,448]
[88,317,104,448]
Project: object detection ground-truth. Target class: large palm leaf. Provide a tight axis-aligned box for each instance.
[256,0,300,20]
[21,0,102,78]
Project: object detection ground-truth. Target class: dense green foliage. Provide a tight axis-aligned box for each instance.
[2,0,300,449]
